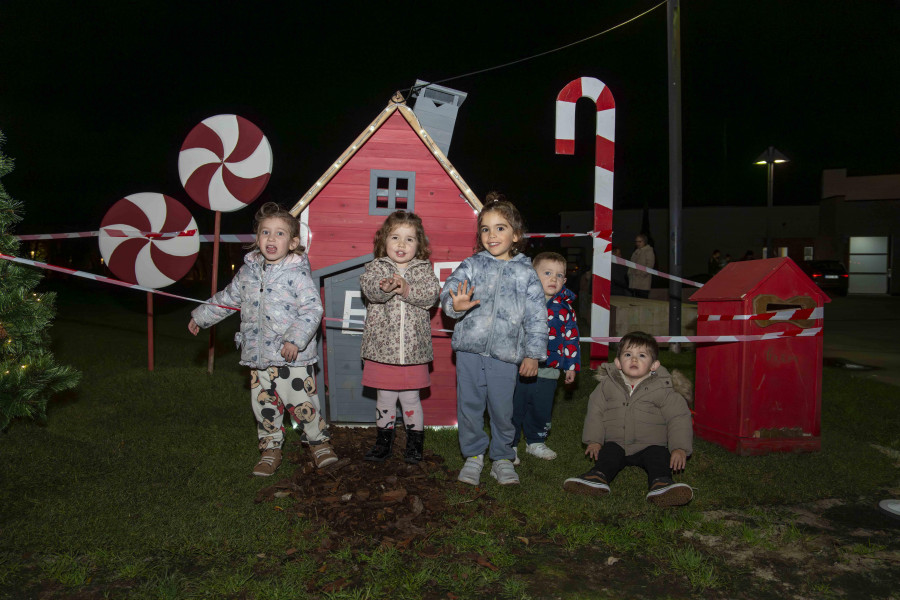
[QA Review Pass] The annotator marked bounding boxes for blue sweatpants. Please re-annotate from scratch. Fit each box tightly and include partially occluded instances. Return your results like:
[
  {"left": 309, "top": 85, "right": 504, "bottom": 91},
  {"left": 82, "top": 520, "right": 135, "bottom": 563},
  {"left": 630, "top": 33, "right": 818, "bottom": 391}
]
[{"left": 455, "top": 352, "right": 518, "bottom": 461}]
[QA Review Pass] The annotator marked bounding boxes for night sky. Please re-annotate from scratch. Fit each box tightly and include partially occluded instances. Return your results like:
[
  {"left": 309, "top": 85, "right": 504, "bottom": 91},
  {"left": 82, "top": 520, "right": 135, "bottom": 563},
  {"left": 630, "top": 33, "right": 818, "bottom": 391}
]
[{"left": 2, "top": 0, "right": 898, "bottom": 237}]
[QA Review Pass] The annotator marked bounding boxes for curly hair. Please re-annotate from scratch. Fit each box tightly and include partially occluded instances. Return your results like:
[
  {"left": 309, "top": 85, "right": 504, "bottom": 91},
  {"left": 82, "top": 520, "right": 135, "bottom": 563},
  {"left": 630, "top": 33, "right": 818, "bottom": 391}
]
[
  {"left": 618, "top": 331, "right": 659, "bottom": 363},
  {"left": 247, "top": 202, "right": 305, "bottom": 255},
  {"left": 475, "top": 191, "right": 528, "bottom": 256},
  {"left": 373, "top": 210, "right": 431, "bottom": 260}
]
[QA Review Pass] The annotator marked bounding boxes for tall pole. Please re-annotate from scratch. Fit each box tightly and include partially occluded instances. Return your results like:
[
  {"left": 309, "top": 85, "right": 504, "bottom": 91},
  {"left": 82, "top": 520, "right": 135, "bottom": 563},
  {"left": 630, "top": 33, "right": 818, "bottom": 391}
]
[
  {"left": 766, "top": 158, "right": 774, "bottom": 258},
  {"left": 667, "top": 0, "right": 683, "bottom": 352}
]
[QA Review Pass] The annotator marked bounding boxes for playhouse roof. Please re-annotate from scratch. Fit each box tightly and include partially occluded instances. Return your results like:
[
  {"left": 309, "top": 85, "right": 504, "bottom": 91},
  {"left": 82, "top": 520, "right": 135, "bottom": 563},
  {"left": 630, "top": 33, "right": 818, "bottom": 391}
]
[
  {"left": 289, "top": 93, "right": 483, "bottom": 217},
  {"left": 689, "top": 257, "right": 831, "bottom": 304}
]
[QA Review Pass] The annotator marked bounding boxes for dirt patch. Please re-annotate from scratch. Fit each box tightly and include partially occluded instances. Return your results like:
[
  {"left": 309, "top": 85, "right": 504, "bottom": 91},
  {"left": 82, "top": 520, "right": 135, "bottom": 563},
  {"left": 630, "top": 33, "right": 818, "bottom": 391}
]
[{"left": 255, "top": 426, "right": 460, "bottom": 548}]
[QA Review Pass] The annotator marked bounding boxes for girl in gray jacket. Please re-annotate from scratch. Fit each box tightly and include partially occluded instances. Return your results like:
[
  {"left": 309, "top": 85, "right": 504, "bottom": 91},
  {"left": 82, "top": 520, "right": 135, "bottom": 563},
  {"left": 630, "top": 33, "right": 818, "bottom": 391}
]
[
  {"left": 440, "top": 193, "right": 547, "bottom": 486},
  {"left": 189, "top": 203, "right": 336, "bottom": 477}
]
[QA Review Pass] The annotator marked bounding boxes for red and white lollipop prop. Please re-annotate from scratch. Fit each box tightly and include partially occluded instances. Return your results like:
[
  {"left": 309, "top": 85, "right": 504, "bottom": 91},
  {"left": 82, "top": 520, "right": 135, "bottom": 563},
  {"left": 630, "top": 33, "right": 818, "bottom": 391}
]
[
  {"left": 178, "top": 114, "right": 273, "bottom": 212},
  {"left": 99, "top": 193, "right": 200, "bottom": 289}
]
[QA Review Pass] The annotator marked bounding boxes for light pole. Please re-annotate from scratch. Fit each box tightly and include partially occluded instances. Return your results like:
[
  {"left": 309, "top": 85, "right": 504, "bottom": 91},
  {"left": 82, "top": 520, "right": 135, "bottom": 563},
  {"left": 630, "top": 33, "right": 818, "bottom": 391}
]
[{"left": 754, "top": 146, "right": 789, "bottom": 258}]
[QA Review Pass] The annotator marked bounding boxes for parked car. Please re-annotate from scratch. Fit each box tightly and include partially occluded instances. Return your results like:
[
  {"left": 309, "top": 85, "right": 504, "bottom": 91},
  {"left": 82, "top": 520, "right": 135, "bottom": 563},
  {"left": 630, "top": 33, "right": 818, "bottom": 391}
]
[{"left": 800, "top": 260, "right": 849, "bottom": 296}]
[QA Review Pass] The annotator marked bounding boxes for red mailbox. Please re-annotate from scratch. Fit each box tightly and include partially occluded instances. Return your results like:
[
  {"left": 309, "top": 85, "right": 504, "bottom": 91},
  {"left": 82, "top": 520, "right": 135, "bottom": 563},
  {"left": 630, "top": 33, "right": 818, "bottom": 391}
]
[{"left": 689, "top": 258, "right": 830, "bottom": 455}]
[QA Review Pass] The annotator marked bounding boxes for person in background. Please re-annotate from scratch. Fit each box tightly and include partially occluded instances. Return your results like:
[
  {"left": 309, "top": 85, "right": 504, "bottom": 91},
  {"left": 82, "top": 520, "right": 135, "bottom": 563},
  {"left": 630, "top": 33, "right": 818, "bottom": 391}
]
[
  {"left": 628, "top": 234, "right": 655, "bottom": 299},
  {"left": 708, "top": 249, "right": 723, "bottom": 276},
  {"left": 610, "top": 245, "right": 630, "bottom": 296}
]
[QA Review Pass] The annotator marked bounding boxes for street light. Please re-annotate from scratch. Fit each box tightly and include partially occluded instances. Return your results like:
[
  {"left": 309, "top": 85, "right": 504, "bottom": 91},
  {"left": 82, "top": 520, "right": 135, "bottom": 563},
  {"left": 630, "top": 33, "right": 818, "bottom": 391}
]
[{"left": 755, "top": 146, "right": 789, "bottom": 259}]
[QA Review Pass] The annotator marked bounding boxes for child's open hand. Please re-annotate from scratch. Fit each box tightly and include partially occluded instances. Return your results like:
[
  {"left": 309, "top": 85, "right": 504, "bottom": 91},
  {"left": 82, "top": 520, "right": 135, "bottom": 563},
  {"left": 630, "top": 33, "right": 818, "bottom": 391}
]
[
  {"left": 519, "top": 357, "right": 538, "bottom": 377},
  {"left": 449, "top": 280, "right": 480, "bottom": 312},
  {"left": 585, "top": 442, "right": 603, "bottom": 460},
  {"left": 670, "top": 448, "right": 687, "bottom": 472},
  {"left": 393, "top": 274, "right": 410, "bottom": 297},
  {"left": 188, "top": 318, "right": 200, "bottom": 336},
  {"left": 379, "top": 277, "right": 400, "bottom": 293},
  {"left": 281, "top": 341, "right": 299, "bottom": 362}
]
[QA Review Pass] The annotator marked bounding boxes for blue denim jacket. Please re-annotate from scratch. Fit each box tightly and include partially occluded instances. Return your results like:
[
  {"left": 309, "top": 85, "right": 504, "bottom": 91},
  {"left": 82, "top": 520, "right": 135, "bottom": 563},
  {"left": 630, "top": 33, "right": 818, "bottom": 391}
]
[{"left": 440, "top": 251, "right": 547, "bottom": 365}]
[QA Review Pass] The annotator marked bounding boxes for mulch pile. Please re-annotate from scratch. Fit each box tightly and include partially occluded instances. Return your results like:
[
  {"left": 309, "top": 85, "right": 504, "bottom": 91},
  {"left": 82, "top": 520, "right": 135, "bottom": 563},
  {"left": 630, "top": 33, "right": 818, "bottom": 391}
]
[{"left": 254, "top": 426, "right": 467, "bottom": 547}]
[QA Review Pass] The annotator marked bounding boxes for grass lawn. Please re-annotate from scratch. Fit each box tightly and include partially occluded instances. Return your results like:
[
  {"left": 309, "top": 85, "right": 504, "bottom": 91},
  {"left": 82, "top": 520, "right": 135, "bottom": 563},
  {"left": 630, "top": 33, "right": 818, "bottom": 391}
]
[{"left": 1, "top": 278, "right": 899, "bottom": 599}]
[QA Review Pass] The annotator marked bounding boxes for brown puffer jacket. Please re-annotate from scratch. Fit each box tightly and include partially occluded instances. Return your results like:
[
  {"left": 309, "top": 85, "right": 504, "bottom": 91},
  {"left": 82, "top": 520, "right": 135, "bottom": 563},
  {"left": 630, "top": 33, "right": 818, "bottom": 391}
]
[
  {"left": 359, "top": 257, "right": 440, "bottom": 365},
  {"left": 582, "top": 362, "right": 693, "bottom": 456}
]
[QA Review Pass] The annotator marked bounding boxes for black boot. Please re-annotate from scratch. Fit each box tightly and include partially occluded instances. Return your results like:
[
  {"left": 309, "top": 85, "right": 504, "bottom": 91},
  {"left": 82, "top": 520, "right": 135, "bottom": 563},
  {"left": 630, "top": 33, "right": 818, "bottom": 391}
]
[
  {"left": 364, "top": 427, "right": 395, "bottom": 462},
  {"left": 404, "top": 429, "right": 425, "bottom": 464}
]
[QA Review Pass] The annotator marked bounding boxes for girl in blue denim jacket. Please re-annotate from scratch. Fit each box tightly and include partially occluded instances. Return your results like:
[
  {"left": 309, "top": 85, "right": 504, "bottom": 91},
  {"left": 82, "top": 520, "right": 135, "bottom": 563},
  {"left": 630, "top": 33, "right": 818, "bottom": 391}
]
[{"left": 440, "top": 192, "right": 547, "bottom": 486}]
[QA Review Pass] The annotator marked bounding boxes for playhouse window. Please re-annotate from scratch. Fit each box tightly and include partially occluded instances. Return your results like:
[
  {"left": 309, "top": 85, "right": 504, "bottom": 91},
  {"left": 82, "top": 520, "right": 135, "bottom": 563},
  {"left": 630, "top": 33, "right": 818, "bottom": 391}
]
[{"left": 370, "top": 170, "right": 415, "bottom": 215}]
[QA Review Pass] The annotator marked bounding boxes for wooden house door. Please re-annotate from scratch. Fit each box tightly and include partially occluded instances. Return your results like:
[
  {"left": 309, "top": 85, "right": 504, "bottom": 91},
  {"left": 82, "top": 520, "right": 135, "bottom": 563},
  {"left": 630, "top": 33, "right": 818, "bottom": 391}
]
[{"left": 316, "top": 260, "right": 376, "bottom": 423}]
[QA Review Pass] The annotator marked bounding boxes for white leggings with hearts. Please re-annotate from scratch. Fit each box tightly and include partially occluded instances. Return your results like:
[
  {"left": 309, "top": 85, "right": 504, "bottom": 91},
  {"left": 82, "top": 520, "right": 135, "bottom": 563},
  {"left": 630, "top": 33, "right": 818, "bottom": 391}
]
[{"left": 375, "top": 389, "right": 424, "bottom": 431}]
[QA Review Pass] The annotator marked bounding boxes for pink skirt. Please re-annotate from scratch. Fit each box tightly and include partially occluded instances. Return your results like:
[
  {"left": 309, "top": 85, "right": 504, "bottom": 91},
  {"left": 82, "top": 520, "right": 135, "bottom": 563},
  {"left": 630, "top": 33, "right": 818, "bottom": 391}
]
[{"left": 362, "top": 360, "right": 430, "bottom": 390}]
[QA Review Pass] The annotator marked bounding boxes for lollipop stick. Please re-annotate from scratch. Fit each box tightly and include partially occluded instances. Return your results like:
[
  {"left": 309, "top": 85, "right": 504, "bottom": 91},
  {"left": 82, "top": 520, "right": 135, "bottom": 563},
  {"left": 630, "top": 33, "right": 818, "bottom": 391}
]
[
  {"left": 207, "top": 210, "right": 222, "bottom": 374},
  {"left": 147, "top": 292, "right": 154, "bottom": 371}
]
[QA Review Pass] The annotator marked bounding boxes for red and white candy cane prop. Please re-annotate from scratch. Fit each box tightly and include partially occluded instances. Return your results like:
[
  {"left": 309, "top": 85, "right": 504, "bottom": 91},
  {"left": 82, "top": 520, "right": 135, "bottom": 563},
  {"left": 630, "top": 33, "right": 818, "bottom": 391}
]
[{"left": 556, "top": 77, "right": 615, "bottom": 366}]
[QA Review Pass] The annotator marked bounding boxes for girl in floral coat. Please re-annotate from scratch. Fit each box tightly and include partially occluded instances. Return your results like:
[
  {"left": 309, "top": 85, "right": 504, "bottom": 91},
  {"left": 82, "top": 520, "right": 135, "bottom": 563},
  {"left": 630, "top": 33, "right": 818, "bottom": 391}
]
[{"left": 360, "top": 211, "right": 440, "bottom": 463}]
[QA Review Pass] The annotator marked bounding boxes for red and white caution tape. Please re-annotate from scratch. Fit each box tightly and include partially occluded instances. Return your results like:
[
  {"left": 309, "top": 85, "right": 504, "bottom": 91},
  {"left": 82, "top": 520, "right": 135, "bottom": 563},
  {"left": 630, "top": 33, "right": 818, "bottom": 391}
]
[
  {"left": 699, "top": 307, "right": 823, "bottom": 322},
  {"left": 13, "top": 229, "right": 256, "bottom": 242},
  {"left": 4, "top": 253, "right": 823, "bottom": 347},
  {"left": 611, "top": 255, "right": 706, "bottom": 288},
  {"left": 525, "top": 229, "right": 613, "bottom": 240},
  {"left": 581, "top": 328, "right": 822, "bottom": 344},
  {"left": 0, "top": 253, "right": 238, "bottom": 311}
]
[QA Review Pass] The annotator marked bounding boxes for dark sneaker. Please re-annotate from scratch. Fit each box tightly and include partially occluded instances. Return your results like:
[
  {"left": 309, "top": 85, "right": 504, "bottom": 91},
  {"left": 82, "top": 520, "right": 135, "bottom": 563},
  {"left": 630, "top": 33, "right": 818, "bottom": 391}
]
[
  {"left": 563, "top": 469, "right": 610, "bottom": 496},
  {"left": 253, "top": 448, "right": 282, "bottom": 477},
  {"left": 646, "top": 479, "right": 693, "bottom": 507},
  {"left": 309, "top": 442, "right": 339, "bottom": 468}
]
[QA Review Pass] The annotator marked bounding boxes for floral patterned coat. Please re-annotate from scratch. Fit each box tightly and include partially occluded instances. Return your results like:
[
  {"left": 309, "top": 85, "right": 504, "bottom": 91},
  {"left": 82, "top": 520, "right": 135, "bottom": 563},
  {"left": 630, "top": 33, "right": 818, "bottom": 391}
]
[{"left": 359, "top": 257, "right": 440, "bottom": 365}]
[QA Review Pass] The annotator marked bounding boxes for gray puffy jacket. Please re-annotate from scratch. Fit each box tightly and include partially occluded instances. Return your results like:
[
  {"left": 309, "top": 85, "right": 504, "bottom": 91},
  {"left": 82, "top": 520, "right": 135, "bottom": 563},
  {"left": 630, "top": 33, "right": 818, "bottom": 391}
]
[
  {"left": 439, "top": 251, "right": 547, "bottom": 365},
  {"left": 191, "top": 252, "right": 322, "bottom": 369}
]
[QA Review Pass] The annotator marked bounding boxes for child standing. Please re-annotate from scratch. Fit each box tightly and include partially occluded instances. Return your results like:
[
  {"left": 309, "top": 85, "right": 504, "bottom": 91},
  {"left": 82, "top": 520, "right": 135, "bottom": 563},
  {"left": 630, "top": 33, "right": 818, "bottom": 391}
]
[
  {"left": 512, "top": 252, "right": 580, "bottom": 462},
  {"left": 440, "top": 192, "right": 547, "bottom": 486},
  {"left": 360, "top": 211, "right": 440, "bottom": 463},
  {"left": 563, "top": 331, "right": 693, "bottom": 506},
  {"left": 188, "top": 202, "right": 338, "bottom": 476}
]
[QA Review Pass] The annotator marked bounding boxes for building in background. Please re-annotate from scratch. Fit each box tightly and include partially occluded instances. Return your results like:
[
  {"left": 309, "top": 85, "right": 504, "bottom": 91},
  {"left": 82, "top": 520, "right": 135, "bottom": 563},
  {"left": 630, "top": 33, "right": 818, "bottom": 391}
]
[{"left": 559, "top": 168, "right": 899, "bottom": 296}]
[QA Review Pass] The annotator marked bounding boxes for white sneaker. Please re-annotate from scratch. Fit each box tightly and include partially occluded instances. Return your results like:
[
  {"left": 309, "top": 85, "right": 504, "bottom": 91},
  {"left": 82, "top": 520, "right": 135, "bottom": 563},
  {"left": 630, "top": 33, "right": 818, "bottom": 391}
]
[
  {"left": 490, "top": 459, "right": 520, "bottom": 485},
  {"left": 512, "top": 447, "right": 521, "bottom": 466},
  {"left": 458, "top": 455, "right": 484, "bottom": 485},
  {"left": 526, "top": 442, "right": 557, "bottom": 460}
]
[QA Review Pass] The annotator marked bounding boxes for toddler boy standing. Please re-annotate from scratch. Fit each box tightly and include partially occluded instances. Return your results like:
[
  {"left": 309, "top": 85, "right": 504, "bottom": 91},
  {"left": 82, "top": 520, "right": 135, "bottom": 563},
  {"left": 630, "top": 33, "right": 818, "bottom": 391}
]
[
  {"left": 511, "top": 252, "right": 580, "bottom": 462},
  {"left": 563, "top": 331, "right": 693, "bottom": 506}
]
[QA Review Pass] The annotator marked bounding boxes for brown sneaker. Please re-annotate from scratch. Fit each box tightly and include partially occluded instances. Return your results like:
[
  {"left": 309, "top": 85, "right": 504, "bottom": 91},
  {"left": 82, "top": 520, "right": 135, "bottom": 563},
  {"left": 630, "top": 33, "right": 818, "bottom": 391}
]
[
  {"left": 309, "top": 442, "right": 339, "bottom": 468},
  {"left": 646, "top": 479, "right": 693, "bottom": 507},
  {"left": 253, "top": 448, "right": 282, "bottom": 477}
]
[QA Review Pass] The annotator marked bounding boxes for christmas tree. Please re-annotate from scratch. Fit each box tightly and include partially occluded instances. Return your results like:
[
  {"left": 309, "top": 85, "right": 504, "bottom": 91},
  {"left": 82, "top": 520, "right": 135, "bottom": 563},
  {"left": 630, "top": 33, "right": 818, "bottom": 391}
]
[{"left": 0, "top": 131, "right": 80, "bottom": 430}]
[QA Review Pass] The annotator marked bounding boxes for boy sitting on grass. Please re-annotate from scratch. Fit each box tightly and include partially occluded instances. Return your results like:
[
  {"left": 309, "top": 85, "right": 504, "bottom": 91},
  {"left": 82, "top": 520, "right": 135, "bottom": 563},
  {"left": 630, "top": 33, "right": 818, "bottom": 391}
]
[{"left": 563, "top": 331, "right": 694, "bottom": 507}]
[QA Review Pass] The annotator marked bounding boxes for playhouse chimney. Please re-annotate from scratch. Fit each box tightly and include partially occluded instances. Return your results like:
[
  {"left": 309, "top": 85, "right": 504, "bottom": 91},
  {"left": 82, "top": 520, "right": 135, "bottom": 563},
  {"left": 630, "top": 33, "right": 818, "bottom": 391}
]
[{"left": 411, "top": 80, "right": 467, "bottom": 157}]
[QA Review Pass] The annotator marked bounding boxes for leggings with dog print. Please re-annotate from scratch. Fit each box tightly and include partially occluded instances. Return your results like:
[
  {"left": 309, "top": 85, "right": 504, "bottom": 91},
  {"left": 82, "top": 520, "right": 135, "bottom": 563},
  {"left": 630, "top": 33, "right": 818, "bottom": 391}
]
[{"left": 252, "top": 365, "right": 330, "bottom": 451}]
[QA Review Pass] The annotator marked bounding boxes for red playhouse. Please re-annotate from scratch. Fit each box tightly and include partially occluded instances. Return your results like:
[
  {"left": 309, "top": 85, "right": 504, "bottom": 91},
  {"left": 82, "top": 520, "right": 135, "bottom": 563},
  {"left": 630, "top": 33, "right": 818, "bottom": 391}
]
[
  {"left": 289, "top": 87, "right": 481, "bottom": 427},
  {"left": 689, "top": 257, "right": 830, "bottom": 455}
]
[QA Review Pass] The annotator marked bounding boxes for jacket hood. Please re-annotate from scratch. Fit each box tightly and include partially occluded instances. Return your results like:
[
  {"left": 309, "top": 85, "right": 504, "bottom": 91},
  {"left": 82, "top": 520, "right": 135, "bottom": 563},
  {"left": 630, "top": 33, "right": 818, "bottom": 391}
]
[{"left": 594, "top": 361, "right": 691, "bottom": 401}]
